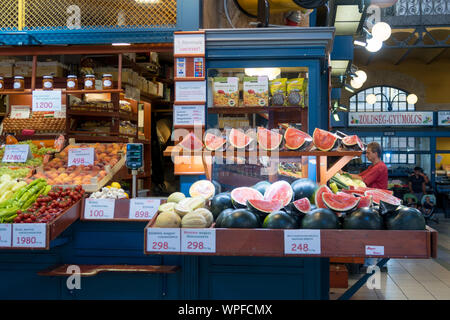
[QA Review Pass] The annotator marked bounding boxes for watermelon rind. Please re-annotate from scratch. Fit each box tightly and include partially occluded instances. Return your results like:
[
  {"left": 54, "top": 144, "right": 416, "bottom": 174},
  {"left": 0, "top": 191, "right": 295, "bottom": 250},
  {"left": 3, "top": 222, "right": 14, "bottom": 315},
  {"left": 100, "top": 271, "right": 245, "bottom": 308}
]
[
  {"left": 322, "top": 193, "right": 360, "bottom": 212},
  {"left": 257, "top": 127, "right": 283, "bottom": 151},
  {"left": 247, "top": 199, "right": 283, "bottom": 218},
  {"left": 292, "top": 197, "right": 311, "bottom": 214},
  {"left": 284, "top": 127, "right": 312, "bottom": 150},
  {"left": 230, "top": 187, "right": 264, "bottom": 208},
  {"left": 204, "top": 133, "right": 226, "bottom": 151},
  {"left": 312, "top": 185, "right": 332, "bottom": 208},
  {"left": 263, "top": 180, "right": 294, "bottom": 208},
  {"left": 228, "top": 128, "right": 253, "bottom": 149},
  {"left": 313, "top": 128, "right": 338, "bottom": 151},
  {"left": 342, "top": 135, "right": 359, "bottom": 146},
  {"left": 364, "top": 189, "right": 402, "bottom": 206},
  {"left": 357, "top": 195, "right": 373, "bottom": 208}
]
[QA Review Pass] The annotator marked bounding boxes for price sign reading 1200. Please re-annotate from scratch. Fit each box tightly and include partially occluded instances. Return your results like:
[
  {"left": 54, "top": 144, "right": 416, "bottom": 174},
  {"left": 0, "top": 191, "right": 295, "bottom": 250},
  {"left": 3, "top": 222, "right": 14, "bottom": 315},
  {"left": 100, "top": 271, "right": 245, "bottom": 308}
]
[{"left": 35, "top": 101, "right": 54, "bottom": 111}]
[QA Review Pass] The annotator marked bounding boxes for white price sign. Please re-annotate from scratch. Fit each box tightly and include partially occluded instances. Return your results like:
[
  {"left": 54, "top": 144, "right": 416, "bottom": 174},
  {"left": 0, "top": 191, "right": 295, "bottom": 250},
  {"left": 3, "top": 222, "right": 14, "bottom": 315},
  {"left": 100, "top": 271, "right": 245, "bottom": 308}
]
[
  {"left": 32, "top": 90, "right": 62, "bottom": 112},
  {"left": 129, "top": 198, "right": 160, "bottom": 220},
  {"left": 174, "top": 33, "right": 205, "bottom": 55},
  {"left": 175, "top": 81, "right": 206, "bottom": 102},
  {"left": 181, "top": 229, "right": 216, "bottom": 253},
  {"left": 0, "top": 224, "right": 12, "bottom": 247},
  {"left": 173, "top": 105, "right": 205, "bottom": 126},
  {"left": 68, "top": 147, "right": 95, "bottom": 166},
  {"left": 10, "top": 105, "right": 31, "bottom": 119},
  {"left": 147, "top": 228, "right": 181, "bottom": 253},
  {"left": 2, "top": 144, "right": 30, "bottom": 163},
  {"left": 365, "top": 245, "right": 385, "bottom": 256},
  {"left": 284, "top": 230, "right": 321, "bottom": 255},
  {"left": 12, "top": 223, "right": 47, "bottom": 248},
  {"left": 84, "top": 198, "right": 115, "bottom": 220}
]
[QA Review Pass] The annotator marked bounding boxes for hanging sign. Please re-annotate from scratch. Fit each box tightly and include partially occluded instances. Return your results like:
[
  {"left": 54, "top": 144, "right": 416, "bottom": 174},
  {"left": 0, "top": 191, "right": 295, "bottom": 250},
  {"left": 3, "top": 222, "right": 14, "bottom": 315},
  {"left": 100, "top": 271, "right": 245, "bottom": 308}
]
[
  {"left": 175, "top": 81, "right": 206, "bottom": 102},
  {"left": 68, "top": 147, "right": 95, "bottom": 166},
  {"left": 365, "top": 245, "right": 385, "bottom": 256},
  {"left": 349, "top": 112, "right": 434, "bottom": 126},
  {"left": 438, "top": 111, "right": 450, "bottom": 126},
  {"left": 84, "top": 199, "right": 115, "bottom": 220},
  {"left": 12, "top": 223, "right": 46, "bottom": 248},
  {"left": 284, "top": 230, "right": 321, "bottom": 255},
  {"left": 0, "top": 224, "right": 12, "bottom": 248},
  {"left": 129, "top": 198, "right": 160, "bottom": 220},
  {"left": 147, "top": 228, "right": 181, "bottom": 253},
  {"left": 174, "top": 33, "right": 205, "bottom": 56},
  {"left": 10, "top": 105, "right": 31, "bottom": 119},
  {"left": 32, "top": 90, "right": 62, "bottom": 112},
  {"left": 174, "top": 105, "right": 205, "bottom": 126},
  {"left": 2, "top": 144, "right": 30, "bottom": 163},
  {"left": 181, "top": 229, "right": 216, "bottom": 253}
]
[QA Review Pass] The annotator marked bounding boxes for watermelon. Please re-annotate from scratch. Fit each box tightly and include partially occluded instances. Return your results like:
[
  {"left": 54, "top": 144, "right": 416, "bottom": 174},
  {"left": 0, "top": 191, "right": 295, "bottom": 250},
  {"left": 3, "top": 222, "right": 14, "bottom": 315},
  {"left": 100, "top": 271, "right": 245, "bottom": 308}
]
[
  {"left": 284, "top": 127, "right": 312, "bottom": 150},
  {"left": 263, "top": 180, "right": 294, "bottom": 207},
  {"left": 312, "top": 185, "right": 332, "bottom": 208},
  {"left": 220, "top": 209, "right": 261, "bottom": 228},
  {"left": 212, "top": 180, "right": 222, "bottom": 195},
  {"left": 357, "top": 195, "right": 373, "bottom": 208},
  {"left": 252, "top": 181, "right": 271, "bottom": 195},
  {"left": 230, "top": 187, "right": 264, "bottom": 208},
  {"left": 189, "top": 180, "right": 216, "bottom": 199},
  {"left": 301, "top": 208, "right": 339, "bottom": 229},
  {"left": 364, "top": 189, "right": 402, "bottom": 206},
  {"left": 204, "top": 132, "right": 226, "bottom": 151},
  {"left": 257, "top": 127, "right": 283, "bottom": 151},
  {"left": 292, "top": 197, "right": 311, "bottom": 214},
  {"left": 228, "top": 128, "right": 253, "bottom": 149},
  {"left": 313, "top": 128, "right": 338, "bottom": 151},
  {"left": 386, "top": 206, "right": 425, "bottom": 230},
  {"left": 322, "top": 193, "right": 360, "bottom": 212},
  {"left": 263, "top": 211, "right": 298, "bottom": 229},
  {"left": 343, "top": 207, "right": 383, "bottom": 230},
  {"left": 215, "top": 208, "right": 234, "bottom": 228},
  {"left": 179, "top": 132, "right": 203, "bottom": 151},
  {"left": 210, "top": 192, "right": 233, "bottom": 219},
  {"left": 351, "top": 187, "right": 394, "bottom": 195},
  {"left": 247, "top": 199, "right": 284, "bottom": 219},
  {"left": 291, "top": 178, "right": 318, "bottom": 201}
]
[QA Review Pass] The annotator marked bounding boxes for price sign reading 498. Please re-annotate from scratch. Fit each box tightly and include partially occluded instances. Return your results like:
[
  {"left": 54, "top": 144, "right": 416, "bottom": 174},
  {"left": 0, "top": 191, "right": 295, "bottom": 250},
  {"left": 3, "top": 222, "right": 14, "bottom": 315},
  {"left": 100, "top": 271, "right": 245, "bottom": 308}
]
[{"left": 284, "top": 230, "right": 321, "bottom": 255}]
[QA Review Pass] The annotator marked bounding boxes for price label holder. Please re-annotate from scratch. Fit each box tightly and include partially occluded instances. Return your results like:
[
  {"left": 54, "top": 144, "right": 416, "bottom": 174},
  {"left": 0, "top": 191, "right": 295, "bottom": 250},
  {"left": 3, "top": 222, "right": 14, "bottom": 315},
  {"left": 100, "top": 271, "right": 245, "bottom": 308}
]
[
  {"left": 365, "top": 245, "right": 384, "bottom": 256},
  {"left": 0, "top": 224, "right": 12, "bottom": 248},
  {"left": 32, "top": 90, "right": 62, "bottom": 112},
  {"left": 68, "top": 147, "right": 95, "bottom": 166},
  {"left": 129, "top": 198, "right": 160, "bottom": 220},
  {"left": 84, "top": 199, "right": 115, "bottom": 220},
  {"left": 181, "top": 229, "right": 216, "bottom": 253},
  {"left": 2, "top": 144, "right": 30, "bottom": 163},
  {"left": 12, "top": 223, "right": 47, "bottom": 248},
  {"left": 147, "top": 228, "right": 181, "bottom": 253},
  {"left": 284, "top": 230, "right": 321, "bottom": 255},
  {"left": 10, "top": 105, "right": 31, "bottom": 119}
]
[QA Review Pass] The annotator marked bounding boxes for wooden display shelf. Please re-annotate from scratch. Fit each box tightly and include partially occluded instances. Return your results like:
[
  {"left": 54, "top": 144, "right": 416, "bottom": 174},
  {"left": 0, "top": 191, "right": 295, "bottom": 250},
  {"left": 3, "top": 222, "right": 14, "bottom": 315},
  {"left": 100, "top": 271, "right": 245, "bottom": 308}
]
[
  {"left": 208, "top": 106, "right": 306, "bottom": 114},
  {"left": 0, "top": 89, "right": 124, "bottom": 95},
  {"left": 38, "top": 264, "right": 180, "bottom": 277},
  {"left": 66, "top": 135, "right": 127, "bottom": 143}
]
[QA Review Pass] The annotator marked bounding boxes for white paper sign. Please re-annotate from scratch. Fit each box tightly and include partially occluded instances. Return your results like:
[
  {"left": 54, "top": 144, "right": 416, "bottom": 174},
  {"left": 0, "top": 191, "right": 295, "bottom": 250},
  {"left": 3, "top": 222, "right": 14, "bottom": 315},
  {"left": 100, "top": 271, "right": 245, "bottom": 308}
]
[
  {"left": 349, "top": 112, "right": 434, "bottom": 126},
  {"left": 68, "top": 147, "right": 95, "bottom": 166},
  {"left": 175, "top": 81, "right": 206, "bottom": 102},
  {"left": 32, "top": 90, "right": 62, "bottom": 112},
  {"left": 174, "top": 105, "right": 205, "bottom": 126},
  {"left": 84, "top": 199, "right": 115, "bottom": 220},
  {"left": 284, "top": 230, "right": 321, "bottom": 255},
  {"left": 129, "top": 198, "right": 160, "bottom": 220},
  {"left": 12, "top": 223, "right": 46, "bottom": 248},
  {"left": 0, "top": 224, "right": 12, "bottom": 247},
  {"left": 174, "top": 33, "right": 205, "bottom": 55},
  {"left": 365, "top": 245, "right": 385, "bottom": 256},
  {"left": 10, "top": 105, "right": 31, "bottom": 119},
  {"left": 2, "top": 144, "right": 30, "bottom": 163},
  {"left": 147, "top": 228, "right": 181, "bottom": 253},
  {"left": 438, "top": 111, "right": 450, "bottom": 126},
  {"left": 181, "top": 229, "right": 216, "bottom": 253}
]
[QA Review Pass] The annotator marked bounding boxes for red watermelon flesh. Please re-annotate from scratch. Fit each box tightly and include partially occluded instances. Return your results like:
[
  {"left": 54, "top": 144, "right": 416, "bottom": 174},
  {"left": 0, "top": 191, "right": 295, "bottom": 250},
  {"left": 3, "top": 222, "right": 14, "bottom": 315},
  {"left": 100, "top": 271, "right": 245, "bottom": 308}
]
[
  {"left": 179, "top": 132, "right": 204, "bottom": 151},
  {"left": 364, "top": 190, "right": 402, "bottom": 206},
  {"left": 247, "top": 199, "right": 284, "bottom": 214},
  {"left": 284, "top": 127, "right": 312, "bottom": 150},
  {"left": 229, "top": 128, "right": 253, "bottom": 149},
  {"left": 264, "top": 180, "right": 294, "bottom": 207},
  {"left": 314, "top": 185, "right": 333, "bottom": 209},
  {"left": 204, "top": 133, "right": 226, "bottom": 151},
  {"left": 231, "top": 187, "right": 264, "bottom": 208},
  {"left": 342, "top": 135, "right": 359, "bottom": 146},
  {"left": 357, "top": 195, "right": 373, "bottom": 208},
  {"left": 351, "top": 187, "right": 393, "bottom": 195},
  {"left": 341, "top": 189, "right": 365, "bottom": 197},
  {"left": 313, "top": 128, "right": 338, "bottom": 151},
  {"left": 257, "top": 127, "right": 283, "bottom": 151},
  {"left": 293, "top": 197, "right": 311, "bottom": 214},
  {"left": 322, "top": 193, "right": 360, "bottom": 212}
]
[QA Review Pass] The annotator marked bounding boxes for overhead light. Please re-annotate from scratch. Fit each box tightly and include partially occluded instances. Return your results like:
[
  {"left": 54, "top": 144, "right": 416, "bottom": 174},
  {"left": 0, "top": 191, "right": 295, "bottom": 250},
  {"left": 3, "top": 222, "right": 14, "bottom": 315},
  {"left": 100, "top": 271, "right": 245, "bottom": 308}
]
[
  {"left": 350, "top": 78, "right": 363, "bottom": 89},
  {"left": 112, "top": 43, "right": 131, "bottom": 46},
  {"left": 354, "top": 40, "right": 367, "bottom": 47},
  {"left": 344, "top": 84, "right": 355, "bottom": 93},
  {"left": 366, "top": 93, "right": 377, "bottom": 104},
  {"left": 366, "top": 38, "right": 383, "bottom": 52},
  {"left": 355, "top": 70, "right": 367, "bottom": 83},
  {"left": 333, "top": 113, "right": 340, "bottom": 122},
  {"left": 338, "top": 106, "right": 348, "bottom": 112},
  {"left": 244, "top": 68, "right": 281, "bottom": 81},
  {"left": 372, "top": 22, "right": 392, "bottom": 42},
  {"left": 407, "top": 93, "right": 418, "bottom": 104}
]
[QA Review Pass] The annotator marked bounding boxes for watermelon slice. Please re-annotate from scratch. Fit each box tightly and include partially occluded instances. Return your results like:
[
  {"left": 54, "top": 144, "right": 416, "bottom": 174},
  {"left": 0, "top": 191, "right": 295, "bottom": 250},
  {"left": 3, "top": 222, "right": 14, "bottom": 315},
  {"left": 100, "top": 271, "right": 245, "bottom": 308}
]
[
  {"left": 284, "top": 127, "right": 312, "bottom": 150},
  {"left": 322, "top": 193, "right": 361, "bottom": 212},
  {"left": 292, "top": 197, "right": 311, "bottom": 214},
  {"left": 204, "top": 133, "right": 226, "bottom": 151},
  {"left": 230, "top": 187, "right": 264, "bottom": 208},
  {"left": 257, "top": 127, "right": 283, "bottom": 151},
  {"left": 357, "top": 195, "right": 373, "bottom": 208},
  {"left": 228, "top": 128, "right": 253, "bottom": 149},
  {"left": 179, "top": 132, "right": 204, "bottom": 151},
  {"left": 312, "top": 185, "right": 333, "bottom": 209},
  {"left": 313, "top": 128, "right": 338, "bottom": 151},
  {"left": 337, "top": 192, "right": 358, "bottom": 199},
  {"left": 264, "top": 180, "right": 294, "bottom": 207},
  {"left": 342, "top": 135, "right": 364, "bottom": 151},
  {"left": 364, "top": 189, "right": 402, "bottom": 206},
  {"left": 352, "top": 187, "right": 394, "bottom": 195},
  {"left": 247, "top": 199, "right": 284, "bottom": 215}
]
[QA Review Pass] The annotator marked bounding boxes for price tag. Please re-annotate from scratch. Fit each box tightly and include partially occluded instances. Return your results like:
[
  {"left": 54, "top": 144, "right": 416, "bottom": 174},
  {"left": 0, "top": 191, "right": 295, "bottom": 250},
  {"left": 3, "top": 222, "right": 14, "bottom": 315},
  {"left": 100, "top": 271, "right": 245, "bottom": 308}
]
[
  {"left": 365, "top": 245, "right": 384, "bottom": 256},
  {"left": 174, "top": 105, "right": 205, "bottom": 126},
  {"left": 84, "top": 199, "right": 115, "bottom": 220},
  {"left": 129, "top": 198, "right": 160, "bottom": 220},
  {"left": 68, "top": 147, "right": 95, "bottom": 166},
  {"left": 32, "top": 90, "right": 62, "bottom": 112},
  {"left": 0, "top": 224, "right": 12, "bottom": 247},
  {"left": 12, "top": 223, "right": 47, "bottom": 248},
  {"left": 10, "top": 105, "right": 31, "bottom": 119},
  {"left": 284, "top": 230, "right": 321, "bottom": 255},
  {"left": 2, "top": 144, "right": 30, "bottom": 163},
  {"left": 147, "top": 228, "right": 181, "bottom": 253},
  {"left": 181, "top": 229, "right": 216, "bottom": 253}
]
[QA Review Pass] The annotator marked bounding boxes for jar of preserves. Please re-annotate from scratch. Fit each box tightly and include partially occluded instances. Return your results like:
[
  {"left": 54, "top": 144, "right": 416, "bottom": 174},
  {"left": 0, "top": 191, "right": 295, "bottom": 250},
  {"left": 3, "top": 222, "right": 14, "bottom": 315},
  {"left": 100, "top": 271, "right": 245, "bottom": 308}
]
[
  {"left": 67, "top": 75, "right": 78, "bottom": 90},
  {"left": 102, "top": 74, "right": 113, "bottom": 89},
  {"left": 84, "top": 75, "right": 95, "bottom": 90},
  {"left": 42, "top": 76, "right": 54, "bottom": 90},
  {"left": 0, "top": 77, "right": 4, "bottom": 91},
  {"left": 13, "top": 76, "right": 25, "bottom": 90}
]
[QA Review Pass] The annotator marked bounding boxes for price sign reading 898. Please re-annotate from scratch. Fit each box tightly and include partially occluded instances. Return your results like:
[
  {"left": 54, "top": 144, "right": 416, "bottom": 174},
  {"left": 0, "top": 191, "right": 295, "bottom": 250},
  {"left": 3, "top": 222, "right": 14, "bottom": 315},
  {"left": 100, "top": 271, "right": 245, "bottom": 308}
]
[{"left": 129, "top": 198, "right": 160, "bottom": 220}]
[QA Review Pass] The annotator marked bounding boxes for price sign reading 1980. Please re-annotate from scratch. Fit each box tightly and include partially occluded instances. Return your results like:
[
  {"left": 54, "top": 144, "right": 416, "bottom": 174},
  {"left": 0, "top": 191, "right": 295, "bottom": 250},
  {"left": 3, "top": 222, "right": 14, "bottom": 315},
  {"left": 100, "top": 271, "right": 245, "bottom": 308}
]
[
  {"left": 2, "top": 144, "right": 30, "bottom": 163},
  {"left": 284, "top": 230, "right": 321, "bottom": 255},
  {"left": 68, "top": 148, "right": 95, "bottom": 167},
  {"left": 84, "top": 199, "right": 115, "bottom": 220},
  {"left": 12, "top": 223, "right": 46, "bottom": 248},
  {"left": 32, "top": 90, "right": 62, "bottom": 112},
  {"left": 129, "top": 198, "right": 160, "bottom": 220},
  {"left": 181, "top": 229, "right": 216, "bottom": 253}
]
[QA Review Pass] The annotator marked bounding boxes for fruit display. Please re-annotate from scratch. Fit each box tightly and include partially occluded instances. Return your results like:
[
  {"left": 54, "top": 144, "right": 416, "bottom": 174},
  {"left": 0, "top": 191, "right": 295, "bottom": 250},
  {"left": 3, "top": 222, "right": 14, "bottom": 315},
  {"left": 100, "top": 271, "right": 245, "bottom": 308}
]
[
  {"left": 331, "top": 173, "right": 366, "bottom": 189},
  {"left": 2, "top": 112, "right": 66, "bottom": 134},
  {"left": 278, "top": 162, "right": 303, "bottom": 178},
  {"left": 0, "top": 167, "right": 33, "bottom": 180},
  {"left": 89, "top": 182, "right": 128, "bottom": 199},
  {"left": 313, "top": 128, "right": 338, "bottom": 152}
]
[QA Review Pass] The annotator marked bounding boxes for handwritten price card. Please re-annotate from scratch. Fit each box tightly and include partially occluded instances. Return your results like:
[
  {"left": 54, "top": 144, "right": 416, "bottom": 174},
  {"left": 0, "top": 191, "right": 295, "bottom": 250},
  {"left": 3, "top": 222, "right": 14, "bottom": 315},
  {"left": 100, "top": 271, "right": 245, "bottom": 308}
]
[
  {"left": 147, "top": 228, "right": 181, "bottom": 253},
  {"left": 68, "top": 147, "right": 95, "bottom": 166},
  {"left": 84, "top": 199, "right": 115, "bottom": 220},
  {"left": 181, "top": 229, "right": 216, "bottom": 253},
  {"left": 32, "top": 90, "right": 62, "bottom": 112},
  {"left": 12, "top": 223, "right": 46, "bottom": 248},
  {"left": 284, "top": 230, "right": 321, "bottom": 255},
  {"left": 129, "top": 198, "right": 160, "bottom": 220},
  {"left": 0, "top": 224, "right": 12, "bottom": 248},
  {"left": 2, "top": 144, "right": 30, "bottom": 163}
]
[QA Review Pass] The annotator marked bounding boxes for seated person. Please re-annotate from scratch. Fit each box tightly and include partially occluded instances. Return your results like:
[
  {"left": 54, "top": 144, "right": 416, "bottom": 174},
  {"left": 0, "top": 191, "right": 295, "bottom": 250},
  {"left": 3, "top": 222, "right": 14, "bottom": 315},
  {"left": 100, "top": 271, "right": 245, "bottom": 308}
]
[{"left": 421, "top": 195, "right": 436, "bottom": 216}]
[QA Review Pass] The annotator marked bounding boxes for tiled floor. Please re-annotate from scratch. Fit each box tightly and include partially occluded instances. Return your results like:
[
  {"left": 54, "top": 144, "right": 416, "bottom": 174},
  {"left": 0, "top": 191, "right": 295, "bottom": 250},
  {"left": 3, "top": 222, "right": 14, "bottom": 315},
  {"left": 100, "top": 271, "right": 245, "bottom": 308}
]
[{"left": 330, "top": 213, "right": 450, "bottom": 300}]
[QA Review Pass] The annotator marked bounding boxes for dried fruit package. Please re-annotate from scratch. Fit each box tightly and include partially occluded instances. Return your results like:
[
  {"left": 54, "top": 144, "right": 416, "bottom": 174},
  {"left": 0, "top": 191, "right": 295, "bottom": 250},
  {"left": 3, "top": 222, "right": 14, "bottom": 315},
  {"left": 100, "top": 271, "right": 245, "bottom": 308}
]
[
  {"left": 270, "top": 78, "right": 287, "bottom": 106},
  {"left": 243, "top": 76, "right": 269, "bottom": 107},
  {"left": 213, "top": 77, "right": 239, "bottom": 107},
  {"left": 287, "top": 78, "right": 306, "bottom": 107}
]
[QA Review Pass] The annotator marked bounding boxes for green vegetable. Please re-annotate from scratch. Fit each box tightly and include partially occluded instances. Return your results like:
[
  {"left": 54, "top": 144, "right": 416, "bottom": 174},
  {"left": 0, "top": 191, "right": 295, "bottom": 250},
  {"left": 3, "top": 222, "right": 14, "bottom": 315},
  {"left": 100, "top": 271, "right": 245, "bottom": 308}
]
[
  {"left": 0, "top": 206, "right": 19, "bottom": 218},
  {"left": 43, "top": 185, "right": 52, "bottom": 196}
]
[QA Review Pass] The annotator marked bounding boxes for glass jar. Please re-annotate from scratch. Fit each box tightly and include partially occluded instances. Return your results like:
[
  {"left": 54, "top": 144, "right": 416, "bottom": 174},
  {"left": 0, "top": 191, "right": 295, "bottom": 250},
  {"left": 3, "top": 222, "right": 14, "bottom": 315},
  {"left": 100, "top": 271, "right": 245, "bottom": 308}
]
[
  {"left": 84, "top": 75, "right": 96, "bottom": 90},
  {"left": 67, "top": 75, "right": 78, "bottom": 90},
  {"left": 42, "top": 76, "right": 54, "bottom": 90},
  {"left": 13, "top": 76, "right": 25, "bottom": 91},
  {"left": 102, "top": 74, "right": 113, "bottom": 90},
  {"left": 0, "top": 77, "right": 4, "bottom": 91}
]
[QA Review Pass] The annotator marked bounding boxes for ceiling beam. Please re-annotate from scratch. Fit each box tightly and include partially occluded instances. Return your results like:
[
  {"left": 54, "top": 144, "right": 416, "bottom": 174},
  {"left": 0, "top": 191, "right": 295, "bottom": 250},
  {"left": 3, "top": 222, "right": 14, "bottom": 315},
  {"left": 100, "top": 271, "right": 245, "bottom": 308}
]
[
  {"left": 365, "top": 53, "right": 375, "bottom": 66},
  {"left": 426, "top": 48, "right": 447, "bottom": 64}
]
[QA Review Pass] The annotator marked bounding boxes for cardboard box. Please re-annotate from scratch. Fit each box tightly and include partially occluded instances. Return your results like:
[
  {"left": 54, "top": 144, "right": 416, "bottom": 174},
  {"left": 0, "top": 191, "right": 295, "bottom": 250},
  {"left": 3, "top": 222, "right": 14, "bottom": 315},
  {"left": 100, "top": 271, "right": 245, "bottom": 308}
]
[
  {"left": 243, "top": 76, "right": 269, "bottom": 107},
  {"left": 0, "top": 62, "right": 14, "bottom": 77},
  {"left": 213, "top": 77, "right": 239, "bottom": 107},
  {"left": 37, "top": 61, "right": 67, "bottom": 77},
  {"left": 14, "top": 61, "right": 33, "bottom": 77},
  {"left": 157, "top": 82, "right": 164, "bottom": 97}
]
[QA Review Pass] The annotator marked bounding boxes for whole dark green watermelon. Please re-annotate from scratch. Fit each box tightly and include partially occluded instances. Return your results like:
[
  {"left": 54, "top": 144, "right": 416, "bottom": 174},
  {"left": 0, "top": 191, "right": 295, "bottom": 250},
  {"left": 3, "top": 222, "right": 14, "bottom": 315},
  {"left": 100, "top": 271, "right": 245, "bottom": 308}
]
[
  {"left": 263, "top": 211, "right": 298, "bottom": 229},
  {"left": 215, "top": 208, "right": 234, "bottom": 228},
  {"left": 252, "top": 181, "right": 272, "bottom": 195},
  {"left": 212, "top": 180, "right": 222, "bottom": 195},
  {"left": 301, "top": 208, "right": 339, "bottom": 229},
  {"left": 386, "top": 206, "right": 426, "bottom": 230},
  {"left": 221, "top": 209, "right": 261, "bottom": 228},
  {"left": 210, "top": 192, "right": 233, "bottom": 219},
  {"left": 343, "top": 207, "right": 383, "bottom": 230},
  {"left": 291, "top": 178, "right": 318, "bottom": 201}
]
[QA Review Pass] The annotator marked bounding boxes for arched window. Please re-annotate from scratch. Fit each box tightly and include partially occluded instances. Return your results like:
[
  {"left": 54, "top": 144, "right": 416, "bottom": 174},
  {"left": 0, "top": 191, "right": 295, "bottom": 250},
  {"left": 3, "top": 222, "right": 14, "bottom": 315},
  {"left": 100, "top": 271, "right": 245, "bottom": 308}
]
[{"left": 349, "top": 86, "right": 415, "bottom": 112}]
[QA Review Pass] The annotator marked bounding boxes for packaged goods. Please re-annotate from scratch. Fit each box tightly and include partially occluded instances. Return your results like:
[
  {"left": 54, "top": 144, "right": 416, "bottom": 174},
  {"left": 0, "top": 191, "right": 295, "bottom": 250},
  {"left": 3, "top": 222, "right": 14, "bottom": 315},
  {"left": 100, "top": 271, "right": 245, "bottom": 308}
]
[
  {"left": 270, "top": 78, "right": 287, "bottom": 106},
  {"left": 213, "top": 77, "right": 239, "bottom": 107},
  {"left": 287, "top": 78, "right": 306, "bottom": 106},
  {"left": 243, "top": 76, "right": 269, "bottom": 107}
]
